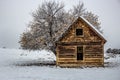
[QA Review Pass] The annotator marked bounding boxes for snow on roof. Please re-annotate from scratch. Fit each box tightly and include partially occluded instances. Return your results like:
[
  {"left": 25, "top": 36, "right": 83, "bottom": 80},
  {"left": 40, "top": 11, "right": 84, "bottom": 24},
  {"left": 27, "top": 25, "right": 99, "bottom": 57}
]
[{"left": 80, "top": 16, "right": 106, "bottom": 41}]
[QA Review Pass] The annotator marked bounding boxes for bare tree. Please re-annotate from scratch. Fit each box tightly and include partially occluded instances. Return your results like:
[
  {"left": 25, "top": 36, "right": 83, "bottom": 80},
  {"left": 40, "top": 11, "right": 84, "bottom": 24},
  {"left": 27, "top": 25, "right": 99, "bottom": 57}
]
[
  {"left": 72, "top": 1, "right": 86, "bottom": 17},
  {"left": 71, "top": 1, "right": 102, "bottom": 33},
  {"left": 20, "top": 0, "right": 103, "bottom": 55},
  {"left": 20, "top": 1, "right": 71, "bottom": 54},
  {"left": 83, "top": 11, "right": 102, "bottom": 33}
]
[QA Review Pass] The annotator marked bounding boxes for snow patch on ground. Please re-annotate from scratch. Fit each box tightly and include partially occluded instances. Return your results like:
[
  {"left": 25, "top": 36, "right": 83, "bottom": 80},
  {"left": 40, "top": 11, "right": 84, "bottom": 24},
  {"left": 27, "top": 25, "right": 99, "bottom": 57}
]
[
  {"left": 0, "top": 48, "right": 56, "bottom": 66},
  {"left": 0, "top": 48, "right": 120, "bottom": 80}
]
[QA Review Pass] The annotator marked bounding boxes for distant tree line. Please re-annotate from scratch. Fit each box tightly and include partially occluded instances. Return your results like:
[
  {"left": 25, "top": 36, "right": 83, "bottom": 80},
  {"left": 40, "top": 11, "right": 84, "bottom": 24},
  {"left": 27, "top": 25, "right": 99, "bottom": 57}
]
[{"left": 106, "top": 48, "right": 120, "bottom": 54}]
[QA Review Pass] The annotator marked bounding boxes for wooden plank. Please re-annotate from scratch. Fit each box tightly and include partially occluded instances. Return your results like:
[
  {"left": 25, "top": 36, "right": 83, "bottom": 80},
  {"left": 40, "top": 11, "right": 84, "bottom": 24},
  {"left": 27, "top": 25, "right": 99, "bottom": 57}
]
[
  {"left": 58, "top": 62, "right": 77, "bottom": 64},
  {"left": 57, "top": 42, "right": 102, "bottom": 46},
  {"left": 85, "top": 62, "right": 103, "bottom": 65},
  {"left": 58, "top": 58, "right": 76, "bottom": 62},
  {"left": 59, "top": 50, "right": 75, "bottom": 54},
  {"left": 84, "top": 58, "right": 102, "bottom": 62},
  {"left": 58, "top": 55, "right": 75, "bottom": 58},
  {"left": 58, "top": 64, "right": 78, "bottom": 67},
  {"left": 59, "top": 53, "right": 76, "bottom": 56},
  {"left": 85, "top": 52, "right": 102, "bottom": 54},
  {"left": 85, "top": 54, "right": 103, "bottom": 58},
  {"left": 58, "top": 61, "right": 83, "bottom": 64},
  {"left": 85, "top": 56, "right": 102, "bottom": 58},
  {"left": 85, "top": 53, "right": 103, "bottom": 55}
]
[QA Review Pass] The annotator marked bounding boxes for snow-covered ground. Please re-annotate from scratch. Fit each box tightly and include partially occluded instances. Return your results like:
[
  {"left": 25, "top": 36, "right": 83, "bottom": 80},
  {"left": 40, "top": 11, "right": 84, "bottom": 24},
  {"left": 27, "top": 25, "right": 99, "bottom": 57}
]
[{"left": 0, "top": 48, "right": 120, "bottom": 80}]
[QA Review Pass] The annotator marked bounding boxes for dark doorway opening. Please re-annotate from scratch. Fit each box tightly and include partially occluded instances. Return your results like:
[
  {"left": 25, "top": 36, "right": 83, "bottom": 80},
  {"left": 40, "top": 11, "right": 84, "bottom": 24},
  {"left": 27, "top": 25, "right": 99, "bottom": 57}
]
[{"left": 77, "top": 46, "right": 83, "bottom": 60}]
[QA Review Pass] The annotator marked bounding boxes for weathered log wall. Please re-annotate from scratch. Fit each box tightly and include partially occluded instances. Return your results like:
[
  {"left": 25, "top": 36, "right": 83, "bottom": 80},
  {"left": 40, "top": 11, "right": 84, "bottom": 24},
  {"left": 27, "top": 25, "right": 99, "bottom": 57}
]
[
  {"left": 56, "top": 44, "right": 104, "bottom": 67},
  {"left": 56, "top": 18, "right": 105, "bottom": 67}
]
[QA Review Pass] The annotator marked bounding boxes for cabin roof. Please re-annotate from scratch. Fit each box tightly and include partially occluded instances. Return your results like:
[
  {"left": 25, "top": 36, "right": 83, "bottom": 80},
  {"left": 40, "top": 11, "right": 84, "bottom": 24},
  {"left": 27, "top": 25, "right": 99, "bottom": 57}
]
[
  {"left": 57, "top": 16, "right": 107, "bottom": 43},
  {"left": 80, "top": 16, "right": 106, "bottom": 42}
]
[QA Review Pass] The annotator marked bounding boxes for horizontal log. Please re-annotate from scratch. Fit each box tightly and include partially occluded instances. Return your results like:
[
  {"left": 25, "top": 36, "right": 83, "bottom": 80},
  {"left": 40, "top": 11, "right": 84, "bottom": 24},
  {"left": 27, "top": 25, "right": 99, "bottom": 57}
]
[
  {"left": 58, "top": 61, "right": 83, "bottom": 64},
  {"left": 58, "top": 64, "right": 79, "bottom": 67},
  {"left": 58, "top": 45, "right": 73, "bottom": 47},
  {"left": 59, "top": 55, "right": 75, "bottom": 58},
  {"left": 57, "top": 62, "right": 103, "bottom": 67},
  {"left": 58, "top": 57, "right": 75, "bottom": 59},
  {"left": 85, "top": 52, "right": 102, "bottom": 54},
  {"left": 85, "top": 53, "right": 103, "bottom": 56},
  {"left": 84, "top": 62, "right": 103, "bottom": 65},
  {"left": 85, "top": 56, "right": 102, "bottom": 58},
  {"left": 59, "top": 50, "right": 75, "bottom": 54},
  {"left": 85, "top": 54, "right": 103, "bottom": 56},
  {"left": 59, "top": 53, "right": 76, "bottom": 55},
  {"left": 57, "top": 42, "right": 102, "bottom": 46},
  {"left": 84, "top": 58, "right": 102, "bottom": 62},
  {"left": 85, "top": 56, "right": 103, "bottom": 58},
  {"left": 85, "top": 60, "right": 102, "bottom": 62},
  {"left": 85, "top": 49, "right": 102, "bottom": 52},
  {"left": 58, "top": 58, "right": 76, "bottom": 62}
]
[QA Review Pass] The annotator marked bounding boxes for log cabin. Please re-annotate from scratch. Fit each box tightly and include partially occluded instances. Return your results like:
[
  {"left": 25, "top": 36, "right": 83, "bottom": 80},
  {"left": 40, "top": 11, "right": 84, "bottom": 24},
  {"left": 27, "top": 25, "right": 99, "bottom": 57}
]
[{"left": 56, "top": 17, "right": 107, "bottom": 67}]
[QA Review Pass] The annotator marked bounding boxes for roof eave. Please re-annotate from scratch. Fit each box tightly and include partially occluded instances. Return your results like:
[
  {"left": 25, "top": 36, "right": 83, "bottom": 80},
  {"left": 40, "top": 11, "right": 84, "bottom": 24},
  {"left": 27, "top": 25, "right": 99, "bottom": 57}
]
[{"left": 79, "top": 16, "right": 107, "bottom": 43}]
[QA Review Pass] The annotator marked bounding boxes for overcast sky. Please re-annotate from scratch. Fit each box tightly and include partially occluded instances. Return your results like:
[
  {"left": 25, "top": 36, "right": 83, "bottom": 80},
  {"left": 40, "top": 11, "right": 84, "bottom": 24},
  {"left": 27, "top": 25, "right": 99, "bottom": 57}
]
[{"left": 0, "top": 0, "right": 120, "bottom": 49}]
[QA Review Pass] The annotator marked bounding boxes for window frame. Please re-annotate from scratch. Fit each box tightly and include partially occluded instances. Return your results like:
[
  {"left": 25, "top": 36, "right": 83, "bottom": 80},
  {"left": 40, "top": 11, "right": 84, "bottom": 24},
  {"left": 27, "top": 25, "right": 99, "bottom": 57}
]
[{"left": 75, "top": 28, "right": 84, "bottom": 37}]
